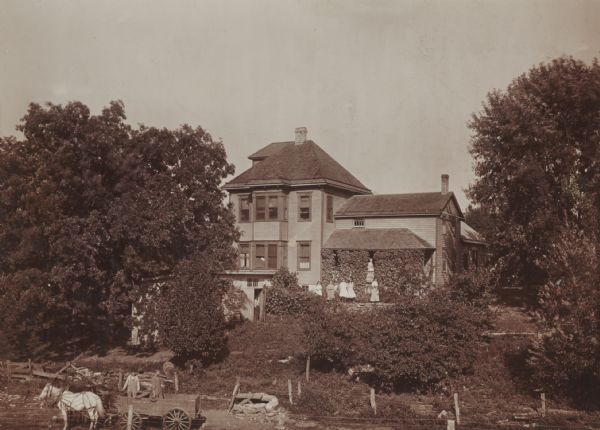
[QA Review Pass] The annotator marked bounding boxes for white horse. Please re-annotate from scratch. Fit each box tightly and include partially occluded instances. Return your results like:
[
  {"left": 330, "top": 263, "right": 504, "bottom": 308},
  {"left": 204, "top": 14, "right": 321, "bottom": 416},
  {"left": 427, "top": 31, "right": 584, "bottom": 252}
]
[{"left": 39, "top": 383, "right": 105, "bottom": 430}]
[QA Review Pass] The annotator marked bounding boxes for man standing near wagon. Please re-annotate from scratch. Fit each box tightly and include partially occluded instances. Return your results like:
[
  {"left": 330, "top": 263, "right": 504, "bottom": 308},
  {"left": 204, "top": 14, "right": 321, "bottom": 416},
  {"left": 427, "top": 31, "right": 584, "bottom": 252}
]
[
  {"left": 122, "top": 370, "right": 141, "bottom": 399},
  {"left": 151, "top": 370, "right": 164, "bottom": 401}
]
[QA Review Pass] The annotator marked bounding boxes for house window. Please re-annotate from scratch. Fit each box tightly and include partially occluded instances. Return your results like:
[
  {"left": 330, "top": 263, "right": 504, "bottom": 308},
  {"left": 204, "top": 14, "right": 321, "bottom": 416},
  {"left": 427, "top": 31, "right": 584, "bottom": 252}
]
[
  {"left": 326, "top": 195, "right": 334, "bottom": 223},
  {"left": 442, "top": 223, "right": 447, "bottom": 235},
  {"left": 298, "top": 193, "right": 311, "bottom": 221},
  {"left": 255, "top": 196, "right": 266, "bottom": 221},
  {"left": 298, "top": 241, "right": 311, "bottom": 270},
  {"left": 255, "top": 244, "right": 266, "bottom": 269},
  {"left": 267, "top": 244, "right": 278, "bottom": 269},
  {"left": 252, "top": 242, "right": 282, "bottom": 270},
  {"left": 268, "top": 196, "right": 279, "bottom": 221},
  {"left": 353, "top": 219, "right": 364, "bottom": 228},
  {"left": 247, "top": 279, "right": 258, "bottom": 287},
  {"left": 239, "top": 243, "right": 250, "bottom": 269},
  {"left": 239, "top": 196, "right": 250, "bottom": 222}
]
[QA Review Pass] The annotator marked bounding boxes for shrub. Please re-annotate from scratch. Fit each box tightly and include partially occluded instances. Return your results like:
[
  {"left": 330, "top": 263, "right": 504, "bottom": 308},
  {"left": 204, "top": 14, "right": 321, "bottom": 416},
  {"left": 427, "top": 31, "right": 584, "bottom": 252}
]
[
  {"left": 527, "top": 230, "right": 600, "bottom": 407},
  {"left": 303, "top": 289, "right": 490, "bottom": 391},
  {"left": 138, "top": 254, "right": 228, "bottom": 364},
  {"left": 447, "top": 268, "right": 495, "bottom": 307},
  {"left": 265, "top": 267, "right": 325, "bottom": 316}
]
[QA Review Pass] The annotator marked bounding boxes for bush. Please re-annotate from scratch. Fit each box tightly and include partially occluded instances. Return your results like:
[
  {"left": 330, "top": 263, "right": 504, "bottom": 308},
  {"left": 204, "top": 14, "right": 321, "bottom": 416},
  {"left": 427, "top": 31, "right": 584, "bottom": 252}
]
[
  {"left": 138, "top": 254, "right": 228, "bottom": 364},
  {"left": 265, "top": 267, "right": 325, "bottom": 316},
  {"left": 447, "top": 268, "right": 495, "bottom": 307},
  {"left": 303, "top": 289, "right": 490, "bottom": 391},
  {"left": 527, "top": 230, "right": 600, "bottom": 407}
]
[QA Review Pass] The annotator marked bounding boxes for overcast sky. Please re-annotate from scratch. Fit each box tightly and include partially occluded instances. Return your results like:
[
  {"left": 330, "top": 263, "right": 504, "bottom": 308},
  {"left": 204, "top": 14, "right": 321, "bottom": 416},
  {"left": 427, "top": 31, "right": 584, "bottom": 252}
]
[{"left": 2, "top": 0, "right": 600, "bottom": 207}]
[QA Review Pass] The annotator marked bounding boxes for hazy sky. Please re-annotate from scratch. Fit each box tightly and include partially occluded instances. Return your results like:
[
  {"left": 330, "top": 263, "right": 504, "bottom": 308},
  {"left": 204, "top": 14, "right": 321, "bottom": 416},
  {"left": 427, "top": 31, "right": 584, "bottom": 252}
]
[{"left": 2, "top": 0, "right": 600, "bottom": 207}]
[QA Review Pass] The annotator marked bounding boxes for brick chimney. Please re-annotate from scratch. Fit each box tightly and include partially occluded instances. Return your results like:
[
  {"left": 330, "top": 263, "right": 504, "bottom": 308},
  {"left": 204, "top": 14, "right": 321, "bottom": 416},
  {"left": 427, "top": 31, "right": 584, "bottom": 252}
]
[
  {"left": 441, "top": 174, "right": 449, "bottom": 194},
  {"left": 295, "top": 127, "right": 307, "bottom": 145}
]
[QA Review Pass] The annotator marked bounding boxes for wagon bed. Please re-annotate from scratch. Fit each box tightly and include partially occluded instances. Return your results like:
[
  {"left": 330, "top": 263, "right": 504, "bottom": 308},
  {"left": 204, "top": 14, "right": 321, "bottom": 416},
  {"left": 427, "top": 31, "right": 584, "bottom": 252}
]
[{"left": 112, "top": 394, "right": 202, "bottom": 430}]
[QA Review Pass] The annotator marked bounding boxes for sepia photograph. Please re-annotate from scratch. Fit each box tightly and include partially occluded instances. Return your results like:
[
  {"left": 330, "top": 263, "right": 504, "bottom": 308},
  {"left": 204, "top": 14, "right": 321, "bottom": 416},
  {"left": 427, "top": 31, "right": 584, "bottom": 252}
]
[{"left": 1, "top": 1, "right": 600, "bottom": 429}]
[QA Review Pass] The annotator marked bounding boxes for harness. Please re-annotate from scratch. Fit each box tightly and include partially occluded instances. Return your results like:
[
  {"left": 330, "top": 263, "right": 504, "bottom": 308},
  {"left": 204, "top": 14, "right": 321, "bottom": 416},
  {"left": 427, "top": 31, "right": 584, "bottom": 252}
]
[{"left": 43, "top": 384, "right": 67, "bottom": 408}]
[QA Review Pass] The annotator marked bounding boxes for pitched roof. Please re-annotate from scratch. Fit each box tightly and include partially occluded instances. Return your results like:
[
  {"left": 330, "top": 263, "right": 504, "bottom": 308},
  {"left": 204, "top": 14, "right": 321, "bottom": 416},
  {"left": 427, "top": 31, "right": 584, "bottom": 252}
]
[
  {"left": 248, "top": 141, "right": 294, "bottom": 161},
  {"left": 224, "top": 140, "right": 370, "bottom": 193},
  {"left": 460, "top": 221, "right": 486, "bottom": 245},
  {"left": 323, "top": 228, "right": 434, "bottom": 250},
  {"left": 335, "top": 192, "right": 463, "bottom": 217}
]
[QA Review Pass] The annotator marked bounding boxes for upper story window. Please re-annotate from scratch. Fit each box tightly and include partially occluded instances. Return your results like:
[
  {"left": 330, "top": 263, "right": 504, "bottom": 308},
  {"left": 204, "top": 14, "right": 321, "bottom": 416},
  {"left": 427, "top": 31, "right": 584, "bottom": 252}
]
[
  {"left": 297, "top": 241, "right": 311, "bottom": 270},
  {"left": 353, "top": 219, "right": 364, "bottom": 228},
  {"left": 239, "top": 195, "right": 251, "bottom": 222},
  {"left": 239, "top": 243, "right": 250, "bottom": 269},
  {"left": 268, "top": 196, "right": 279, "bottom": 220},
  {"left": 253, "top": 194, "right": 285, "bottom": 222},
  {"left": 298, "top": 193, "right": 311, "bottom": 222},
  {"left": 255, "top": 196, "right": 266, "bottom": 221},
  {"left": 326, "top": 195, "right": 334, "bottom": 223}
]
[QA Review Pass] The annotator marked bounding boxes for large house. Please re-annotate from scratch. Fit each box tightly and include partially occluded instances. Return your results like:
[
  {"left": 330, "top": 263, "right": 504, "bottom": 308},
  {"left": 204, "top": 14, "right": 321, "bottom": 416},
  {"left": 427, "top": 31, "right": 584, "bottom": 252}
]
[{"left": 223, "top": 128, "right": 484, "bottom": 319}]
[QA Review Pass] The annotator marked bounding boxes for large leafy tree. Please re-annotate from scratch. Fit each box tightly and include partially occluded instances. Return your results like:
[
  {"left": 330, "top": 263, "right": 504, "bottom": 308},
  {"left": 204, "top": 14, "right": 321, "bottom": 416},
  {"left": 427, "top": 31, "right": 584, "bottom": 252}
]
[
  {"left": 0, "top": 101, "right": 238, "bottom": 357},
  {"left": 468, "top": 57, "right": 600, "bottom": 403},
  {"left": 468, "top": 57, "right": 600, "bottom": 292}
]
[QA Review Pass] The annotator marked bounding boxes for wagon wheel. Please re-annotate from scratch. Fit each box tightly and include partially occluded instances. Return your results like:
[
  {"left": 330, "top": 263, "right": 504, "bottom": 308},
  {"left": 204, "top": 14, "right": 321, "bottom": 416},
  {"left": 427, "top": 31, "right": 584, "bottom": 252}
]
[
  {"left": 118, "top": 411, "right": 143, "bottom": 430},
  {"left": 163, "top": 408, "right": 191, "bottom": 430}
]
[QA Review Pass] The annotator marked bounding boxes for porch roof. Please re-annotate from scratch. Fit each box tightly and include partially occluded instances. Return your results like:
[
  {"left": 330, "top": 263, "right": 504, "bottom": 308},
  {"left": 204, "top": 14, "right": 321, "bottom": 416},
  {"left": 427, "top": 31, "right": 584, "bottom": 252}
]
[{"left": 323, "top": 228, "right": 434, "bottom": 250}]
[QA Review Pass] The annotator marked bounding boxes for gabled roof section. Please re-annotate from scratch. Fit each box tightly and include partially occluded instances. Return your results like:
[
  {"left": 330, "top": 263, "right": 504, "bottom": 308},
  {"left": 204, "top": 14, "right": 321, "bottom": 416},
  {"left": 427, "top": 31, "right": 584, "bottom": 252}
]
[
  {"left": 248, "top": 141, "right": 294, "bottom": 161},
  {"left": 324, "top": 228, "right": 434, "bottom": 250},
  {"left": 460, "top": 221, "right": 486, "bottom": 245},
  {"left": 224, "top": 140, "right": 371, "bottom": 193},
  {"left": 335, "top": 192, "right": 464, "bottom": 218}
]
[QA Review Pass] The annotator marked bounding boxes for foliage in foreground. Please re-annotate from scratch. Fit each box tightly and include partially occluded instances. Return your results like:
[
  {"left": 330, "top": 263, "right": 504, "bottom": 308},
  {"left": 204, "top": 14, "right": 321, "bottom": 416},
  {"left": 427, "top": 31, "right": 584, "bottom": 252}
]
[
  {"left": 527, "top": 231, "right": 600, "bottom": 408},
  {"left": 302, "top": 273, "right": 491, "bottom": 391},
  {"left": 0, "top": 101, "right": 238, "bottom": 358}
]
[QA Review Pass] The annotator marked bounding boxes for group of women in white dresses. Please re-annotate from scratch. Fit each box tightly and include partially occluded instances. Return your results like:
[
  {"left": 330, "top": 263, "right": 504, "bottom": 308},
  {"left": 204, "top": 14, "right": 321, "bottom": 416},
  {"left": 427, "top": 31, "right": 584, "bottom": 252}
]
[{"left": 320, "top": 258, "right": 379, "bottom": 302}]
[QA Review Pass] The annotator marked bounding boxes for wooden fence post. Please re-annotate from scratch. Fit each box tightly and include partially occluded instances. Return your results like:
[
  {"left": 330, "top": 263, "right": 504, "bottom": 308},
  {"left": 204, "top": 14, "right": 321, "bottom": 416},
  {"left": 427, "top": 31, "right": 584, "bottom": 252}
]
[
  {"left": 297, "top": 380, "right": 301, "bottom": 397},
  {"left": 453, "top": 393, "right": 460, "bottom": 425},
  {"left": 288, "top": 379, "right": 293, "bottom": 405},
  {"left": 174, "top": 371, "right": 179, "bottom": 393},
  {"left": 305, "top": 356, "right": 310, "bottom": 382},
  {"left": 447, "top": 419, "right": 456, "bottom": 430},
  {"left": 28, "top": 359, "right": 32, "bottom": 376},
  {"left": 118, "top": 371, "right": 123, "bottom": 390},
  {"left": 127, "top": 404, "right": 133, "bottom": 430},
  {"left": 370, "top": 388, "right": 377, "bottom": 415},
  {"left": 6, "top": 360, "right": 11, "bottom": 383},
  {"left": 228, "top": 377, "right": 240, "bottom": 413},
  {"left": 541, "top": 392, "right": 546, "bottom": 417}
]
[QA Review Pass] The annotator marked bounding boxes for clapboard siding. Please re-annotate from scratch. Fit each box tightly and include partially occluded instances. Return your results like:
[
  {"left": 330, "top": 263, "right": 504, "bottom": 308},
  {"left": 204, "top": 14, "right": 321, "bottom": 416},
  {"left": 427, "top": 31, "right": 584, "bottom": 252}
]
[{"left": 335, "top": 217, "right": 437, "bottom": 245}]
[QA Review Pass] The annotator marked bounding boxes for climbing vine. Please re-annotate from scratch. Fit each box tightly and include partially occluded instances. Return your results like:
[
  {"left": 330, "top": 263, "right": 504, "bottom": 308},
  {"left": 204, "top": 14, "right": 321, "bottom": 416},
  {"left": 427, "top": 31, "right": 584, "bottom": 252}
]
[{"left": 321, "top": 248, "right": 432, "bottom": 302}]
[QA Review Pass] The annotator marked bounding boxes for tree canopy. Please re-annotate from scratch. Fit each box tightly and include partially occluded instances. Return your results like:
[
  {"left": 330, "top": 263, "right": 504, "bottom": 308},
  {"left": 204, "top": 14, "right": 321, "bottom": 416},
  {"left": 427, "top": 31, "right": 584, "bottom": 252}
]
[
  {"left": 468, "top": 57, "right": 600, "bottom": 292},
  {"left": 468, "top": 57, "right": 600, "bottom": 403},
  {"left": 0, "top": 101, "right": 238, "bottom": 357}
]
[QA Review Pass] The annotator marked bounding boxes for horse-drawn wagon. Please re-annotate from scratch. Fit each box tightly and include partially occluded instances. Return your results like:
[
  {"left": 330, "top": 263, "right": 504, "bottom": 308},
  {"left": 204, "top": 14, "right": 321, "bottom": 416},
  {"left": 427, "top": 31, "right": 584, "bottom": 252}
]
[{"left": 113, "top": 394, "right": 203, "bottom": 430}]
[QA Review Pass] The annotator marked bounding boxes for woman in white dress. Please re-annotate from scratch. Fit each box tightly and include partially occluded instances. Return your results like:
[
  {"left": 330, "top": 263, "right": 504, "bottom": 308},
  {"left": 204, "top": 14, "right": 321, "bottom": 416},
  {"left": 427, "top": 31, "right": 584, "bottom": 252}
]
[
  {"left": 366, "top": 258, "right": 375, "bottom": 283},
  {"left": 370, "top": 279, "right": 380, "bottom": 302}
]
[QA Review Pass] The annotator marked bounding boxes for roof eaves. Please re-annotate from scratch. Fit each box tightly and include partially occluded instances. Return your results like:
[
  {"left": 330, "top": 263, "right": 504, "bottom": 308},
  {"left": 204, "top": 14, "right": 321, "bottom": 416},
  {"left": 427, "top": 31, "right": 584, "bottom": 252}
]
[
  {"left": 224, "top": 177, "right": 371, "bottom": 194},
  {"left": 461, "top": 238, "right": 487, "bottom": 246},
  {"left": 335, "top": 212, "right": 441, "bottom": 218}
]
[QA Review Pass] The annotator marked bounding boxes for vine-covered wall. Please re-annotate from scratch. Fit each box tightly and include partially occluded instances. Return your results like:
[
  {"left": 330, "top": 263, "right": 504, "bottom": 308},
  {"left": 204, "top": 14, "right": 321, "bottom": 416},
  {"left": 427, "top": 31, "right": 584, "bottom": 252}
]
[{"left": 321, "top": 248, "right": 433, "bottom": 302}]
